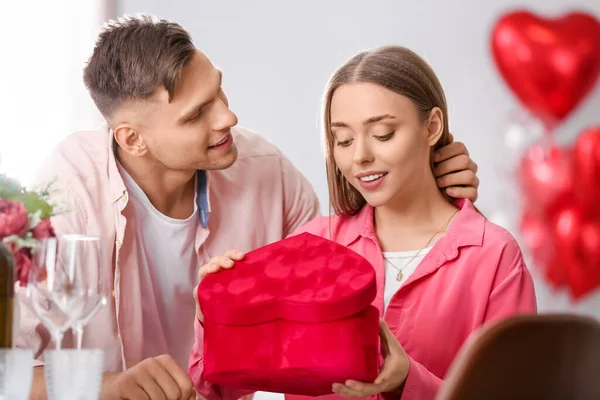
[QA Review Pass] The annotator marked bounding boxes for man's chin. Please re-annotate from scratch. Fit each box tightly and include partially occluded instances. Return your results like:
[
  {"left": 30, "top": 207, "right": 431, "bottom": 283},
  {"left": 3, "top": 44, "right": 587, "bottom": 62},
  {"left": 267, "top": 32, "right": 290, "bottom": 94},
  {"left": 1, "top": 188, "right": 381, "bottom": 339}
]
[{"left": 201, "top": 144, "right": 238, "bottom": 170}]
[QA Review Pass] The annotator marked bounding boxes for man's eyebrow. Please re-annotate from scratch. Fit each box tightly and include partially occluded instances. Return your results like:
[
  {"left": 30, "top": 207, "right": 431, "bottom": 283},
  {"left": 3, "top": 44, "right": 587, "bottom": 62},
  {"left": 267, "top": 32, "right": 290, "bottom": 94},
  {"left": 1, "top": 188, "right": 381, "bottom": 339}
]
[{"left": 179, "top": 70, "right": 223, "bottom": 122}]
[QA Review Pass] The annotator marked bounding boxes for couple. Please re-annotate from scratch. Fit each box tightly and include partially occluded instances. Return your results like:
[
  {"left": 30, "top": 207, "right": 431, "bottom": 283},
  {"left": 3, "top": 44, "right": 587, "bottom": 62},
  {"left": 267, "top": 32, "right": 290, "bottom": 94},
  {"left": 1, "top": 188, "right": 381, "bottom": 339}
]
[{"left": 16, "top": 14, "right": 535, "bottom": 400}]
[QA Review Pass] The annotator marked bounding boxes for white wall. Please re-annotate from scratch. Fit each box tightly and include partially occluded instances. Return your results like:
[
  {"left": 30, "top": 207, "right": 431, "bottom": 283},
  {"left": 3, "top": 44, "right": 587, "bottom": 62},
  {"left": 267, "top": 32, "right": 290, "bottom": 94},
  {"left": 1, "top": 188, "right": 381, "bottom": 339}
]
[
  {"left": 0, "top": 1, "right": 111, "bottom": 185},
  {"left": 115, "top": 0, "right": 600, "bottom": 314}
]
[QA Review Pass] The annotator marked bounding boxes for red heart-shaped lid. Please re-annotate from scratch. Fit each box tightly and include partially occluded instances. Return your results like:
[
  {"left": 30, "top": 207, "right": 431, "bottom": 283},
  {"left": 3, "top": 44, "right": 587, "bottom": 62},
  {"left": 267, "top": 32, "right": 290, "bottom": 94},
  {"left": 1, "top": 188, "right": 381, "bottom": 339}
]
[{"left": 198, "top": 232, "right": 377, "bottom": 325}]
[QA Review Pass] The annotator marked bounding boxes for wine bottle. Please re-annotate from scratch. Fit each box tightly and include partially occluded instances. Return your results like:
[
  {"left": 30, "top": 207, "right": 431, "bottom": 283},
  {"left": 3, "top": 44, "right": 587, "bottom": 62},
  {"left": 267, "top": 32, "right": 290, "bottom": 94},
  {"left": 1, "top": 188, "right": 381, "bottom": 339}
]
[{"left": 0, "top": 242, "right": 14, "bottom": 348}]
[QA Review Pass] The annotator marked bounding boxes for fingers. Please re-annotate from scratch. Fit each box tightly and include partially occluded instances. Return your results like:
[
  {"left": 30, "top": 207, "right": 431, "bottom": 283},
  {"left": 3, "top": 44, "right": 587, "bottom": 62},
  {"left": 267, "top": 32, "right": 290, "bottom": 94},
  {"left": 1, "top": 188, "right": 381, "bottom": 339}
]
[
  {"left": 433, "top": 154, "right": 478, "bottom": 178},
  {"left": 436, "top": 169, "right": 478, "bottom": 190},
  {"left": 126, "top": 385, "right": 151, "bottom": 400},
  {"left": 120, "top": 356, "right": 195, "bottom": 400},
  {"left": 448, "top": 133, "right": 454, "bottom": 143},
  {"left": 379, "top": 320, "right": 403, "bottom": 357},
  {"left": 155, "top": 355, "right": 195, "bottom": 399},
  {"left": 198, "top": 251, "right": 244, "bottom": 279},
  {"left": 332, "top": 381, "right": 378, "bottom": 398},
  {"left": 445, "top": 186, "right": 478, "bottom": 202},
  {"left": 132, "top": 363, "right": 167, "bottom": 399},
  {"left": 433, "top": 141, "right": 468, "bottom": 163},
  {"left": 379, "top": 319, "right": 396, "bottom": 344},
  {"left": 116, "top": 374, "right": 151, "bottom": 400},
  {"left": 224, "top": 250, "right": 244, "bottom": 261},
  {"left": 373, "top": 359, "right": 397, "bottom": 389}
]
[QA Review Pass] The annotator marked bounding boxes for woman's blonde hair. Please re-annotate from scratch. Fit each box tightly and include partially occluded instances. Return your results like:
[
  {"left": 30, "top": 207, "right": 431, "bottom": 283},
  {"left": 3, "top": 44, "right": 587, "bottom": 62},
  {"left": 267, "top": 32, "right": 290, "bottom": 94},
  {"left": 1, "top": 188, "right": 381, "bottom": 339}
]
[{"left": 323, "top": 45, "right": 451, "bottom": 216}]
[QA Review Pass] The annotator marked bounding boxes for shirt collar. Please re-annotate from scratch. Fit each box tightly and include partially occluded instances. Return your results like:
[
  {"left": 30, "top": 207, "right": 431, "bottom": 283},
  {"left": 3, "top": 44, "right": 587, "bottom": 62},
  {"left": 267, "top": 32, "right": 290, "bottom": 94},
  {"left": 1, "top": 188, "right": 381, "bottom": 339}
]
[{"left": 338, "top": 198, "right": 485, "bottom": 255}]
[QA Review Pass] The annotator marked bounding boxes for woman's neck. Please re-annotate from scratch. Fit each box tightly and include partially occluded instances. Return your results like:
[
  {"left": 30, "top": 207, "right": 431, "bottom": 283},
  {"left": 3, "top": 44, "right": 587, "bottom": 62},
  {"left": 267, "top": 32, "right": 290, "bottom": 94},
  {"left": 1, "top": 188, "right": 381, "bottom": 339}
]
[{"left": 374, "top": 174, "right": 458, "bottom": 253}]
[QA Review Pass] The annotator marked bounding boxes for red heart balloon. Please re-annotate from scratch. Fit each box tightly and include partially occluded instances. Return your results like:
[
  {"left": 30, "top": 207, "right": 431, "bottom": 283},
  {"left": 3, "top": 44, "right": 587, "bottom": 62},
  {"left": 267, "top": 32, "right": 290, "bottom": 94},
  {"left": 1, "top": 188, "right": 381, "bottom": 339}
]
[
  {"left": 573, "top": 126, "right": 600, "bottom": 207},
  {"left": 550, "top": 203, "right": 600, "bottom": 299},
  {"left": 491, "top": 11, "right": 600, "bottom": 126},
  {"left": 519, "top": 211, "right": 553, "bottom": 268},
  {"left": 518, "top": 142, "right": 573, "bottom": 212},
  {"left": 520, "top": 209, "right": 570, "bottom": 288}
]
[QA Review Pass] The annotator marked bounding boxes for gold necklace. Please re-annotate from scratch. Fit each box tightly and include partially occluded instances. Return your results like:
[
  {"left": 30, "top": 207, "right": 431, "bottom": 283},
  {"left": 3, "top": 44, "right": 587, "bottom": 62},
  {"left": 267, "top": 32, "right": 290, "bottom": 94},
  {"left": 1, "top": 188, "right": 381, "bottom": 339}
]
[{"left": 386, "top": 209, "right": 459, "bottom": 282}]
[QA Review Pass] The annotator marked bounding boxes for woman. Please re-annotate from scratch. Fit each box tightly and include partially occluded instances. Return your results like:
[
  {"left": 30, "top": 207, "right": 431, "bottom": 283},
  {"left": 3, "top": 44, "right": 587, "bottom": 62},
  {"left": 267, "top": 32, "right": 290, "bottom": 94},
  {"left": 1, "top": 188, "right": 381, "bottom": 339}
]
[{"left": 191, "top": 46, "right": 537, "bottom": 399}]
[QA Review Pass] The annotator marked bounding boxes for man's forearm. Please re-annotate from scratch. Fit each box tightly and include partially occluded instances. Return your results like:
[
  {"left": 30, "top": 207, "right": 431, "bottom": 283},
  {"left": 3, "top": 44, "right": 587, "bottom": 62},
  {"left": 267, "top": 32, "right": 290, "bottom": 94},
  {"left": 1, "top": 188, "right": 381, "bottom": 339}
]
[{"left": 29, "top": 366, "right": 119, "bottom": 400}]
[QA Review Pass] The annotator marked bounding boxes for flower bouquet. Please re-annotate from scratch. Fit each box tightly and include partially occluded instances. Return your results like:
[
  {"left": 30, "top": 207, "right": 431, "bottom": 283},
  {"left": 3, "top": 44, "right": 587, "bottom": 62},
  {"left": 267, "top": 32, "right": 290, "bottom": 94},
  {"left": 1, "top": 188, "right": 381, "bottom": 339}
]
[{"left": 0, "top": 173, "right": 56, "bottom": 286}]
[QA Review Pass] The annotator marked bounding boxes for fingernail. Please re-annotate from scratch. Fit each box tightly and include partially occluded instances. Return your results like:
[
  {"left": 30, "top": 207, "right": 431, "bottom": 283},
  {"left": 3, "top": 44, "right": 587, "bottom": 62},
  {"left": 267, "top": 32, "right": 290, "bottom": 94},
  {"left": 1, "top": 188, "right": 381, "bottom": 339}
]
[
  {"left": 236, "top": 251, "right": 243, "bottom": 258},
  {"left": 433, "top": 152, "right": 440, "bottom": 161},
  {"left": 225, "top": 259, "right": 234, "bottom": 266}
]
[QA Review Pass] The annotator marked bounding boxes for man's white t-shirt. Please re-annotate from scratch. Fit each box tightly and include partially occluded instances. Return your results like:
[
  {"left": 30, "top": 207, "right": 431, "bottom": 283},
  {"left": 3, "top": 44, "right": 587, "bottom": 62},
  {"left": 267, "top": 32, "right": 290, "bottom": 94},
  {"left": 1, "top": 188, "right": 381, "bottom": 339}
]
[{"left": 118, "top": 164, "right": 199, "bottom": 370}]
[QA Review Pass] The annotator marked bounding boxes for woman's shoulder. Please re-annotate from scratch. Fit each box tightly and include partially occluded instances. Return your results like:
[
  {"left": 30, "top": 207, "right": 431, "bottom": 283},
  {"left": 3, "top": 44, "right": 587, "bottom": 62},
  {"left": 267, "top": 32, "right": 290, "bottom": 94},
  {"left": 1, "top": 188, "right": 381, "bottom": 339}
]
[
  {"left": 478, "top": 218, "right": 527, "bottom": 275},
  {"left": 481, "top": 219, "right": 522, "bottom": 252}
]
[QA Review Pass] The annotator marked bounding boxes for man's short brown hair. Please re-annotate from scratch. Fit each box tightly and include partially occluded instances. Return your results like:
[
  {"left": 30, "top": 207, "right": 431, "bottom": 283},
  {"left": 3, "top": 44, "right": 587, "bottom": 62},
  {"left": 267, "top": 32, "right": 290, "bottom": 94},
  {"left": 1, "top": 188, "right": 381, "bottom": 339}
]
[{"left": 83, "top": 14, "right": 196, "bottom": 119}]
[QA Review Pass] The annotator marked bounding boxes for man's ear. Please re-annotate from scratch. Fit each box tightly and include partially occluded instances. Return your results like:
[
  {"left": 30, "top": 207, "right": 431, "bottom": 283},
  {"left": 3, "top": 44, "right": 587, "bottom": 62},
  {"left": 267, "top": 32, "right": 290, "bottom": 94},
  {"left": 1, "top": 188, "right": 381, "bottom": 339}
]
[
  {"left": 113, "top": 123, "right": 148, "bottom": 157},
  {"left": 425, "top": 107, "right": 444, "bottom": 147}
]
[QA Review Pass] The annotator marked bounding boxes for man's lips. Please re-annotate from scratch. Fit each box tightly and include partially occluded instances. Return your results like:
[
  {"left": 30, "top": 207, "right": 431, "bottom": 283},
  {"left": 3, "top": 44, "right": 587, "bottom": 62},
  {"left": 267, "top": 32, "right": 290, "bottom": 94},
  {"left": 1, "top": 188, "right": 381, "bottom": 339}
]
[{"left": 208, "top": 133, "right": 231, "bottom": 149}]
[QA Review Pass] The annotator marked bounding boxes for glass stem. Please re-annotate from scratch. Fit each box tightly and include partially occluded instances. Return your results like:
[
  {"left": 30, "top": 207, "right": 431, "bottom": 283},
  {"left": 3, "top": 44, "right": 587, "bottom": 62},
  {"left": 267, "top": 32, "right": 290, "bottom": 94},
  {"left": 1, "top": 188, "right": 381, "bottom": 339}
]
[
  {"left": 75, "top": 325, "right": 84, "bottom": 350},
  {"left": 54, "top": 331, "right": 64, "bottom": 350}
]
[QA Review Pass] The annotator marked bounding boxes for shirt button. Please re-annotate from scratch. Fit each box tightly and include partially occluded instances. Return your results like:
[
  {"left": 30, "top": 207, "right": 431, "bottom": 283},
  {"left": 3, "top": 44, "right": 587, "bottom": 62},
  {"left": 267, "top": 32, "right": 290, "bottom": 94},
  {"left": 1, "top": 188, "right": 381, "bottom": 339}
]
[
  {"left": 121, "top": 192, "right": 128, "bottom": 202},
  {"left": 111, "top": 290, "right": 116, "bottom": 298},
  {"left": 116, "top": 239, "right": 123, "bottom": 247}
]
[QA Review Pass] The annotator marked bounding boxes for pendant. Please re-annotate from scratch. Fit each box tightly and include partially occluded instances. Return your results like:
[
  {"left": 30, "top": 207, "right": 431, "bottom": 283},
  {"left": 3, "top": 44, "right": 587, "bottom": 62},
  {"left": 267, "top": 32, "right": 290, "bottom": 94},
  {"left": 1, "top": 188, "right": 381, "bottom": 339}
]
[{"left": 396, "top": 270, "right": 403, "bottom": 281}]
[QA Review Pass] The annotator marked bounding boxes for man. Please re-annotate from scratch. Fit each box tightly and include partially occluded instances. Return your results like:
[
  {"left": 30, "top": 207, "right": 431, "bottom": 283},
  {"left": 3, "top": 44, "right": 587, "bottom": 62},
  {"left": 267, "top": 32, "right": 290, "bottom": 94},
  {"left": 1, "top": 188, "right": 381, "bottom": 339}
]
[{"left": 18, "top": 14, "right": 480, "bottom": 400}]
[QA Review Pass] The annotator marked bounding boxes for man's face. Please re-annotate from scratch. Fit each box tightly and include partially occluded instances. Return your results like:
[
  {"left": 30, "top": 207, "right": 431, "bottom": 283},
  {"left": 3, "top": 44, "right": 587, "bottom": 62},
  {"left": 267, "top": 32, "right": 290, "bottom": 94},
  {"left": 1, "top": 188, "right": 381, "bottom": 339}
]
[{"left": 123, "top": 50, "right": 239, "bottom": 171}]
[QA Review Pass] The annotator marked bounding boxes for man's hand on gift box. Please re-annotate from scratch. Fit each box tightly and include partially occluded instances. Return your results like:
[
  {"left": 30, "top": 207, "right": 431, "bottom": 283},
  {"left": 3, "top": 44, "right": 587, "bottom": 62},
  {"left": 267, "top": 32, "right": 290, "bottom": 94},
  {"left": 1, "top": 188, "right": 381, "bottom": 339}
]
[
  {"left": 332, "top": 319, "right": 409, "bottom": 398},
  {"left": 193, "top": 250, "right": 245, "bottom": 323},
  {"left": 102, "top": 354, "right": 196, "bottom": 400}
]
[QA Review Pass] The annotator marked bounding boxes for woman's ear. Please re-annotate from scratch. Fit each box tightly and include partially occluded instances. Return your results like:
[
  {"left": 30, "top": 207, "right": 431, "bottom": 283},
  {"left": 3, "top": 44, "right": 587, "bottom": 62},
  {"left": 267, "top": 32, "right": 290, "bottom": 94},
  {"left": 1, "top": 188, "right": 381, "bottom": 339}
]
[{"left": 425, "top": 107, "right": 444, "bottom": 147}]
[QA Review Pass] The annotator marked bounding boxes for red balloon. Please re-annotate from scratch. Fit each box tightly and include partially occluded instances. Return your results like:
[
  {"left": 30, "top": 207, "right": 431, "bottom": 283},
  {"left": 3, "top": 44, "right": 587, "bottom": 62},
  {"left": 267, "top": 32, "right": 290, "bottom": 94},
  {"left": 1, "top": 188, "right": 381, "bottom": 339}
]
[
  {"left": 518, "top": 143, "right": 572, "bottom": 212},
  {"left": 549, "top": 204, "right": 600, "bottom": 299},
  {"left": 520, "top": 211, "right": 553, "bottom": 267},
  {"left": 491, "top": 11, "right": 600, "bottom": 126},
  {"left": 573, "top": 126, "right": 600, "bottom": 207}
]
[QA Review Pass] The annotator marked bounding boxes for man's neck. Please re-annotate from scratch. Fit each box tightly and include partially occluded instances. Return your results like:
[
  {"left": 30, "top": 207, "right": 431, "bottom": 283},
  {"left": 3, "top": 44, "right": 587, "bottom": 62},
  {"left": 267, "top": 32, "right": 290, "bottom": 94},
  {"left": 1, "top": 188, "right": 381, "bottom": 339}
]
[
  {"left": 117, "top": 149, "right": 197, "bottom": 219},
  {"left": 374, "top": 171, "right": 458, "bottom": 253}
]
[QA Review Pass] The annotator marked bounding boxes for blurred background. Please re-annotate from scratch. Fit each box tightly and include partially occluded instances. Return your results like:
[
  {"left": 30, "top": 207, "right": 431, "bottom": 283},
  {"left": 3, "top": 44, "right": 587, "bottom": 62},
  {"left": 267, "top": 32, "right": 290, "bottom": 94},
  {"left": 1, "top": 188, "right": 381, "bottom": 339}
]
[{"left": 0, "top": 0, "right": 599, "bottom": 315}]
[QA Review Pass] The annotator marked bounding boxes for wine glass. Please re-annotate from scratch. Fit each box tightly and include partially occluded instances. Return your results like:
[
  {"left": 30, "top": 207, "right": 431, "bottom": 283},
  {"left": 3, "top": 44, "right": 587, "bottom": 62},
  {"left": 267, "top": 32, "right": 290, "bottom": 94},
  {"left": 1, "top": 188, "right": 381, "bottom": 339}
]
[
  {"left": 26, "top": 235, "right": 91, "bottom": 349},
  {"left": 64, "top": 235, "right": 107, "bottom": 349}
]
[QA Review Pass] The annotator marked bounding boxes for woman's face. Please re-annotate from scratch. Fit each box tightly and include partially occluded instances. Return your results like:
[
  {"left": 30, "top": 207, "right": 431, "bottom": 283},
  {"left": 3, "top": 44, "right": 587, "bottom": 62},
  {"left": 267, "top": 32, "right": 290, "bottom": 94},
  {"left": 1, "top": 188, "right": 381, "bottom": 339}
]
[{"left": 330, "top": 82, "right": 443, "bottom": 208}]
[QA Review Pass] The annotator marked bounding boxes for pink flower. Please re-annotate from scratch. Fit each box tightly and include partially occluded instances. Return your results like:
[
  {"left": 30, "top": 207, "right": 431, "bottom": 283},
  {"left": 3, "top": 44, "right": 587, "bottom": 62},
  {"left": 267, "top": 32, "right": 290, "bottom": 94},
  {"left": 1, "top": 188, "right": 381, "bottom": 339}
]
[
  {"left": 5, "top": 242, "right": 32, "bottom": 287},
  {"left": 32, "top": 219, "right": 55, "bottom": 240},
  {"left": 0, "top": 199, "right": 29, "bottom": 240}
]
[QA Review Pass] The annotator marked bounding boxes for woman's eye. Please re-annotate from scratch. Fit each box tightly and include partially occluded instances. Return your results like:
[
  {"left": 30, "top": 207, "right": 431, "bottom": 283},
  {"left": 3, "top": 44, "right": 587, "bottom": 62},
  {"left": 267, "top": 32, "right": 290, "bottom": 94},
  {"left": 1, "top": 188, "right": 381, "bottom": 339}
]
[
  {"left": 336, "top": 139, "right": 352, "bottom": 147},
  {"left": 374, "top": 132, "right": 394, "bottom": 141}
]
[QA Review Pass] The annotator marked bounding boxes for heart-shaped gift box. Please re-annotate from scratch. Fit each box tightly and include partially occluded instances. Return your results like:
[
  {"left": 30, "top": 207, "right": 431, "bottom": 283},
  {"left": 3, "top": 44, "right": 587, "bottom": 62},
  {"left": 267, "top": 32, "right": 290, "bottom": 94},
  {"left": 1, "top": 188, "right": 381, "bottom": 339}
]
[{"left": 198, "top": 232, "right": 380, "bottom": 396}]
